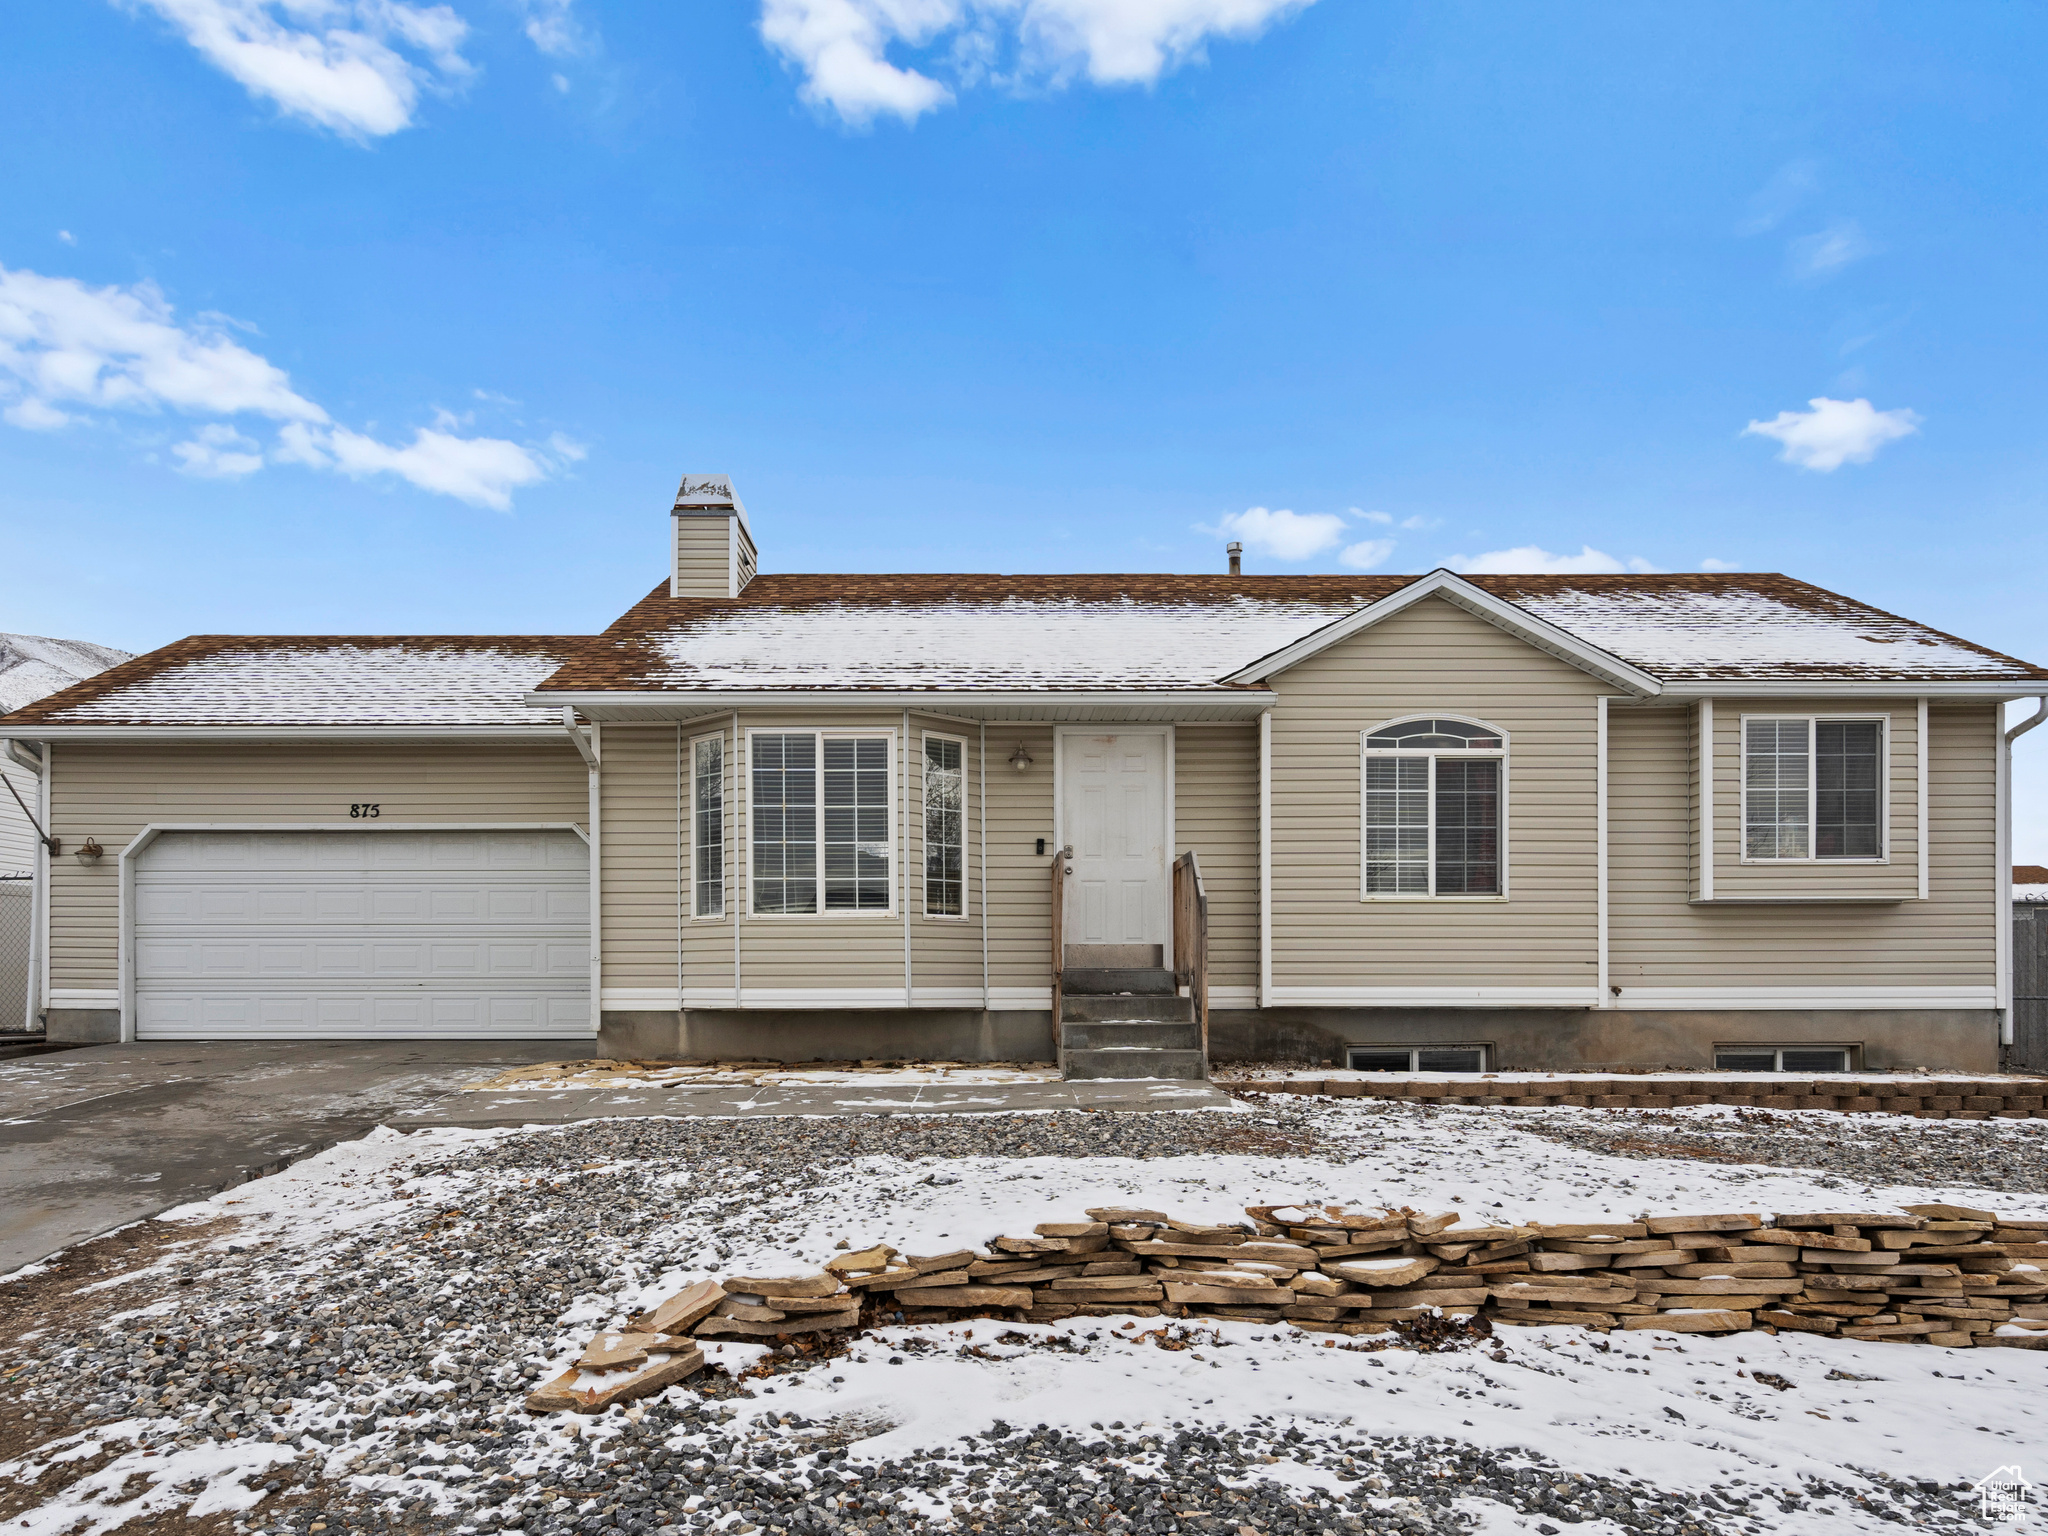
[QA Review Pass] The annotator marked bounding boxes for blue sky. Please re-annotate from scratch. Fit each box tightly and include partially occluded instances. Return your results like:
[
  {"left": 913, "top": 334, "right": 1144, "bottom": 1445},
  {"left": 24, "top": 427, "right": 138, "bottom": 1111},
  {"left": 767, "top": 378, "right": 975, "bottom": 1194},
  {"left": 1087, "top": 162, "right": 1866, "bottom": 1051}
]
[{"left": 6, "top": 2, "right": 2048, "bottom": 847}]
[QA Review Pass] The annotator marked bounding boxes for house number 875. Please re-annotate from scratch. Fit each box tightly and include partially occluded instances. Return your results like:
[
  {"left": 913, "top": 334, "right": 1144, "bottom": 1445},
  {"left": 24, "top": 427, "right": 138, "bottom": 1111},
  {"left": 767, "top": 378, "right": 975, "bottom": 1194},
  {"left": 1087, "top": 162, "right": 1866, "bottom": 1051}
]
[{"left": 349, "top": 803, "right": 381, "bottom": 819}]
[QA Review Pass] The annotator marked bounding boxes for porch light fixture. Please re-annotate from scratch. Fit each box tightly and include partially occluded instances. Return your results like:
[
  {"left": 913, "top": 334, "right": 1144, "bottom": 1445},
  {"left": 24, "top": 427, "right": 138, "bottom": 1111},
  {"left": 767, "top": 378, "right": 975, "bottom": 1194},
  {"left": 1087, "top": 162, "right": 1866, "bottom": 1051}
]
[
  {"left": 75, "top": 837, "right": 104, "bottom": 865},
  {"left": 1008, "top": 743, "right": 1034, "bottom": 773}
]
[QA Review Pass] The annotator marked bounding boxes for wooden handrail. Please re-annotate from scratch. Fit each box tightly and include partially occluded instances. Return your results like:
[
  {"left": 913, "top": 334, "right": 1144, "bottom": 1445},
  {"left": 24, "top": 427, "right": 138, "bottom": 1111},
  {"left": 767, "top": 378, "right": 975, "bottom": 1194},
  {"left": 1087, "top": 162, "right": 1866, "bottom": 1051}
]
[
  {"left": 1172, "top": 849, "right": 1210, "bottom": 1071},
  {"left": 1050, "top": 846, "right": 1071, "bottom": 1072}
]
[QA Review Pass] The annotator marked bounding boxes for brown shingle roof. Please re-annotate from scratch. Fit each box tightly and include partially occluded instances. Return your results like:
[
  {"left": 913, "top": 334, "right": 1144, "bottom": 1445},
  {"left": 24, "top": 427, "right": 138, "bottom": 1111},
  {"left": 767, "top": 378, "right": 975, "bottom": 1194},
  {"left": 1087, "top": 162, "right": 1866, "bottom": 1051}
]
[
  {"left": 0, "top": 635, "right": 586, "bottom": 729},
  {"left": 530, "top": 570, "right": 2048, "bottom": 693}
]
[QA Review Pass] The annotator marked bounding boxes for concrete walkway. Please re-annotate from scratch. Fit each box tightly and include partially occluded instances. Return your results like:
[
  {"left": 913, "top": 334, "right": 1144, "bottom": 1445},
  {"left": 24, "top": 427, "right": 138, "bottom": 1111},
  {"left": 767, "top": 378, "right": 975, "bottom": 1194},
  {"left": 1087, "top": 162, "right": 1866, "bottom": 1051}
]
[{"left": 0, "top": 1041, "right": 1232, "bottom": 1275}]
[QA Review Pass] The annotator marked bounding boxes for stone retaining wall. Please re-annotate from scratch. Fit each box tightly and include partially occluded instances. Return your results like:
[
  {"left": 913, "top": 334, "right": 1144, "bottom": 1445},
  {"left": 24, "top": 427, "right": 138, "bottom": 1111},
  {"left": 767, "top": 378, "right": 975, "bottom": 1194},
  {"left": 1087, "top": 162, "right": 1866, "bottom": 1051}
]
[{"left": 1236, "top": 1077, "right": 2048, "bottom": 1118}]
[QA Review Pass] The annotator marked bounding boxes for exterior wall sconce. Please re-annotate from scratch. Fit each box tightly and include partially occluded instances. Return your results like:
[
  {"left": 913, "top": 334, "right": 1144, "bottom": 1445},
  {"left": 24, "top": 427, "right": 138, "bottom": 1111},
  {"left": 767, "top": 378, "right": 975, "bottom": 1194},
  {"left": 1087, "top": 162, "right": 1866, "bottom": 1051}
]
[
  {"left": 75, "top": 837, "right": 104, "bottom": 865},
  {"left": 1008, "top": 743, "right": 1034, "bottom": 773}
]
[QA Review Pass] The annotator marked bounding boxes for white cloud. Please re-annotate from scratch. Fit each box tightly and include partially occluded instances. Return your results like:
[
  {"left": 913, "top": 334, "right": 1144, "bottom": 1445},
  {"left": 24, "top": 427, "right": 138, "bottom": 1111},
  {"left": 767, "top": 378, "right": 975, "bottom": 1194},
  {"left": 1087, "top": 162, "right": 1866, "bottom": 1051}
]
[
  {"left": 1354, "top": 507, "right": 1392, "bottom": 524},
  {"left": 759, "top": 0, "right": 1314, "bottom": 125},
  {"left": 1699, "top": 557, "right": 1741, "bottom": 572},
  {"left": 1742, "top": 395, "right": 1921, "bottom": 472},
  {"left": 0, "top": 264, "right": 325, "bottom": 424},
  {"left": 1202, "top": 506, "right": 1346, "bottom": 561},
  {"left": 521, "top": 0, "right": 589, "bottom": 57},
  {"left": 57, "top": 230, "right": 76, "bottom": 246},
  {"left": 172, "top": 422, "right": 265, "bottom": 477},
  {"left": 1789, "top": 219, "right": 1874, "bottom": 280},
  {"left": 1338, "top": 537, "right": 1394, "bottom": 570},
  {"left": 319, "top": 424, "right": 554, "bottom": 509},
  {"left": 126, "top": 0, "right": 473, "bottom": 140},
  {"left": 0, "top": 263, "right": 566, "bottom": 508},
  {"left": 1448, "top": 545, "right": 1660, "bottom": 576}
]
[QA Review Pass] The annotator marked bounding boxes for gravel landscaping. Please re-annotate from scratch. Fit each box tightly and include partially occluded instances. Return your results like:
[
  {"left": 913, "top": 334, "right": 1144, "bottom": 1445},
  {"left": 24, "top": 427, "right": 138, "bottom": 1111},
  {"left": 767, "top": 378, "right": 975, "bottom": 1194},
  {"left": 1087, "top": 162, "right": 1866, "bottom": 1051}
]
[
  {"left": 1499, "top": 1103, "right": 2048, "bottom": 1196},
  {"left": 3, "top": 1103, "right": 2043, "bottom": 1536}
]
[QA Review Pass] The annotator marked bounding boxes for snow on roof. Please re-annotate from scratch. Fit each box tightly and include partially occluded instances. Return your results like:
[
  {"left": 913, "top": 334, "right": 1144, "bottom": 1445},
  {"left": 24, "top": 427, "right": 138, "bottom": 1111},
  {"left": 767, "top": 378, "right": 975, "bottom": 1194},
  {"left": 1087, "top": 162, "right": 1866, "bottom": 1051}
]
[
  {"left": 2, "top": 637, "right": 581, "bottom": 728},
  {"left": 627, "top": 594, "right": 1366, "bottom": 691},
  {"left": 1489, "top": 580, "right": 2035, "bottom": 683},
  {"left": 538, "top": 571, "right": 2045, "bottom": 696},
  {"left": 0, "top": 632, "right": 133, "bottom": 714}
]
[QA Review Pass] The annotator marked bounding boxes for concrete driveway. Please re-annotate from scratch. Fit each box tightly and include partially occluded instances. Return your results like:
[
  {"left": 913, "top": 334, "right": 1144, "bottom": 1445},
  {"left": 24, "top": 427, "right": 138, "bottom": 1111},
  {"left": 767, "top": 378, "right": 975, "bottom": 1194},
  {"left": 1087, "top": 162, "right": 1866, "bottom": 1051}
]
[{"left": 0, "top": 1041, "right": 1232, "bottom": 1275}]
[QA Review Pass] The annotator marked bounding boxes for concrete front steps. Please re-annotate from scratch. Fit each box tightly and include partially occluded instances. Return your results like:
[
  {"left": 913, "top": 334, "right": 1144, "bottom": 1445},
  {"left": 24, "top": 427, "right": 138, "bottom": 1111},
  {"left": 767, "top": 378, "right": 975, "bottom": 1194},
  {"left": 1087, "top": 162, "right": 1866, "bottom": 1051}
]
[{"left": 1060, "top": 965, "right": 1207, "bottom": 1081}]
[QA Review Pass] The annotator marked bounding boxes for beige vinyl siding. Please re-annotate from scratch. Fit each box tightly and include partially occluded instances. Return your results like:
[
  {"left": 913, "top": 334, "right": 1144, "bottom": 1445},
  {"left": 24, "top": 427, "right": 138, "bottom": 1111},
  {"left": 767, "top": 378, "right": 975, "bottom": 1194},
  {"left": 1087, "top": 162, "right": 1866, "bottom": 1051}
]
[
  {"left": 47, "top": 739, "right": 587, "bottom": 992},
  {"left": 680, "top": 717, "right": 737, "bottom": 1000},
  {"left": 985, "top": 724, "right": 1057, "bottom": 999},
  {"left": 1267, "top": 594, "right": 1605, "bottom": 993},
  {"left": 736, "top": 524, "right": 758, "bottom": 593},
  {"left": 1608, "top": 702, "right": 1995, "bottom": 990},
  {"left": 672, "top": 517, "right": 734, "bottom": 599},
  {"left": 1173, "top": 724, "right": 1258, "bottom": 995},
  {"left": 608, "top": 713, "right": 1019, "bottom": 1008},
  {"left": 1699, "top": 697, "right": 1920, "bottom": 901},
  {"left": 726, "top": 710, "right": 914, "bottom": 998},
  {"left": 908, "top": 717, "right": 985, "bottom": 1001},
  {"left": 599, "top": 725, "right": 682, "bottom": 991}
]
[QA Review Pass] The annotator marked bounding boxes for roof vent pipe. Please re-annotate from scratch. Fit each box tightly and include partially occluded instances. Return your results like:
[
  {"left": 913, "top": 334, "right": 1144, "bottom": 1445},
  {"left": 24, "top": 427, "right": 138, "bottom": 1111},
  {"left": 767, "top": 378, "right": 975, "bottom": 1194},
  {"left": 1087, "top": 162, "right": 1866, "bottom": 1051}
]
[{"left": 1227, "top": 542, "right": 1242, "bottom": 577}]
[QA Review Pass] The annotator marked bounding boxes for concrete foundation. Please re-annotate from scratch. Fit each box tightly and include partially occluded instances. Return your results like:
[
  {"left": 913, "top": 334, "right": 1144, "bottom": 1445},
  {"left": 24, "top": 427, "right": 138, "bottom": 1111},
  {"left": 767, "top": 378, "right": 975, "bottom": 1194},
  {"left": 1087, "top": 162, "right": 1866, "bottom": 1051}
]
[
  {"left": 44, "top": 1009, "right": 121, "bottom": 1045},
  {"left": 597, "top": 1008, "right": 1058, "bottom": 1064},
  {"left": 1206, "top": 1007, "right": 2003, "bottom": 1074}
]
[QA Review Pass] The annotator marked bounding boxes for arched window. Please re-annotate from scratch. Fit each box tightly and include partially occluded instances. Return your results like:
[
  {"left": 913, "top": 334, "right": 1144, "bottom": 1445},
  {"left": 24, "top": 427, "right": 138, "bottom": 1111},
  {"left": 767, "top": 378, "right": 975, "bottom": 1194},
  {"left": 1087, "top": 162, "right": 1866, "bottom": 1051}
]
[{"left": 1361, "top": 716, "right": 1506, "bottom": 898}]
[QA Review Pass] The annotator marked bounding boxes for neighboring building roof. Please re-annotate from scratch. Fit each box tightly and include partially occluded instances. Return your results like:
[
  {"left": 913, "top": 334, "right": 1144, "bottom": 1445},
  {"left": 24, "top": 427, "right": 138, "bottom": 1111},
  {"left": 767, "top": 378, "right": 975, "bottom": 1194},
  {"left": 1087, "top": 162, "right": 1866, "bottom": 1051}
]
[
  {"left": 0, "top": 636, "right": 583, "bottom": 729},
  {"left": 536, "top": 571, "right": 2048, "bottom": 696},
  {"left": 0, "top": 633, "right": 134, "bottom": 714}
]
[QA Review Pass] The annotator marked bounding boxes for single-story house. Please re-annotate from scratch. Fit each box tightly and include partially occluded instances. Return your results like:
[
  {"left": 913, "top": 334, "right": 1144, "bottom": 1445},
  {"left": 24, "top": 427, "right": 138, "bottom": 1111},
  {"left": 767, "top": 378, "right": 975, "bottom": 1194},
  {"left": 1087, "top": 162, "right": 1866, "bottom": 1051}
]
[{"left": 4, "top": 475, "right": 2045, "bottom": 1075}]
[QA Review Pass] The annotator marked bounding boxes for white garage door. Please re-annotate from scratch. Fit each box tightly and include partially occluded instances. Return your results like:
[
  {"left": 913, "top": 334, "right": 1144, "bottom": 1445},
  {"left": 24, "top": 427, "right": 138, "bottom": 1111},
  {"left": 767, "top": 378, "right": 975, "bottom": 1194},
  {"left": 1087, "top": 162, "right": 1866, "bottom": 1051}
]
[{"left": 134, "top": 829, "right": 591, "bottom": 1039}]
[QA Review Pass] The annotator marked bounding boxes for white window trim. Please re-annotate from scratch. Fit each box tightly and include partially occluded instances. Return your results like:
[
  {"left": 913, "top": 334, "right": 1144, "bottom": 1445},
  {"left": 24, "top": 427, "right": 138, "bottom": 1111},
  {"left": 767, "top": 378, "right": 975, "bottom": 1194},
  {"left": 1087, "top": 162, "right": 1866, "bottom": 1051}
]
[
  {"left": 920, "top": 729, "right": 971, "bottom": 922},
  {"left": 1737, "top": 712, "right": 1890, "bottom": 865},
  {"left": 1359, "top": 715, "right": 1511, "bottom": 902},
  {"left": 688, "top": 729, "right": 728, "bottom": 921},
  {"left": 742, "top": 726, "right": 899, "bottom": 919}
]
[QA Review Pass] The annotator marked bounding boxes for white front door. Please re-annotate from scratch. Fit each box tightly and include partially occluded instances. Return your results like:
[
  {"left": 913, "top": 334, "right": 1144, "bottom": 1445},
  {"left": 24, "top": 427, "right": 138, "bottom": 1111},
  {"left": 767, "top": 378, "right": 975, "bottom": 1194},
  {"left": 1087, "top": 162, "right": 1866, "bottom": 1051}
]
[{"left": 1060, "top": 731, "right": 1169, "bottom": 949}]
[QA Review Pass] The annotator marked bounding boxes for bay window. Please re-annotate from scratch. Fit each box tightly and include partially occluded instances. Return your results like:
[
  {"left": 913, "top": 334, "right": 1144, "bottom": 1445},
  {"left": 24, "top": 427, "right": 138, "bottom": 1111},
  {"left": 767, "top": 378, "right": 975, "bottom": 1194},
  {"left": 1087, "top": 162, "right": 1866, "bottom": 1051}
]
[{"left": 750, "top": 731, "right": 895, "bottom": 914}]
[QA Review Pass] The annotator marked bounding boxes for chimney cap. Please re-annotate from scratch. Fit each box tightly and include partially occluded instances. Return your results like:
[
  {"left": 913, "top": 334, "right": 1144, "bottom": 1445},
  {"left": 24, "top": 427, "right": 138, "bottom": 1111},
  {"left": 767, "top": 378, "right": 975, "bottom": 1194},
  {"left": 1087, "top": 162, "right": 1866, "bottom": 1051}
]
[
  {"left": 1226, "top": 540, "right": 1243, "bottom": 577},
  {"left": 674, "top": 475, "right": 749, "bottom": 531}
]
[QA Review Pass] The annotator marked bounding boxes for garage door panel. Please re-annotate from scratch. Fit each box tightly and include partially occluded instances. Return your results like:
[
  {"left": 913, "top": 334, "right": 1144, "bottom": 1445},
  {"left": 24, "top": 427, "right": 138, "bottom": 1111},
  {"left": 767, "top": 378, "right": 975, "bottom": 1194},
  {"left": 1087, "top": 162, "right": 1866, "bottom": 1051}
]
[{"left": 135, "top": 829, "right": 590, "bottom": 1039}]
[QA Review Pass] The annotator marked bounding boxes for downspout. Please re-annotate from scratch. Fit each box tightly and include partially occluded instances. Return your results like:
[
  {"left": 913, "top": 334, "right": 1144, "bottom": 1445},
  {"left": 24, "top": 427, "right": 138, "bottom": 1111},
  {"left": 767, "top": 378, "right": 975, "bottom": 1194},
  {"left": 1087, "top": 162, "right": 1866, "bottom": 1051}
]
[
  {"left": 2000, "top": 696, "right": 2047, "bottom": 1048},
  {"left": 1258, "top": 709, "right": 1272, "bottom": 1010},
  {"left": 3, "top": 739, "right": 50, "bottom": 1033},
  {"left": 979, "top": 721, "right": 989, "bottom": 1011},
  {"left": 1596, "top": 697, "right": 1610, "bottom": 1007},
  {"left": 562, "top": 709, "right": 601, "bottom": 1040},
  {"left": 902, "top": 710, "right": 913, "bottom": 1009}
]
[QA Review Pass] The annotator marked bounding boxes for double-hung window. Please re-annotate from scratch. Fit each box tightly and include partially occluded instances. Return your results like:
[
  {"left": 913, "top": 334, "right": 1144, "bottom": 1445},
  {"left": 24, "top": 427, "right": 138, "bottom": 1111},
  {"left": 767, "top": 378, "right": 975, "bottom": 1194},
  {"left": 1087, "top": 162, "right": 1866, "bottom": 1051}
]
[
  {"left": 923, "top": 734, "right": 966, "bottom": 917},
  {"left": 1361, "top": 718, "right": 1505, "bottom": 898},
  {"left": 691, "top": 734, "right": 724, "bottom": 917},
  {"left": 1742, "top": 717, "right": 1884, "bottom": 861},
  {"left": 749, "top": 732, "right": 894, "bottom": 914}
]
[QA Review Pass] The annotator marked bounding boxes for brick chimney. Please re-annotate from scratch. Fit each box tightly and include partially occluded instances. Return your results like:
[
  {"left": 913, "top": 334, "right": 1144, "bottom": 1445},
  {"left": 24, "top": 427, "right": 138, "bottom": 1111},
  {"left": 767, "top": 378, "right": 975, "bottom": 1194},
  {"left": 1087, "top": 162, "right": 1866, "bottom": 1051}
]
[{"left": 670, "top": 475, "right": 757, "bottom": 599}]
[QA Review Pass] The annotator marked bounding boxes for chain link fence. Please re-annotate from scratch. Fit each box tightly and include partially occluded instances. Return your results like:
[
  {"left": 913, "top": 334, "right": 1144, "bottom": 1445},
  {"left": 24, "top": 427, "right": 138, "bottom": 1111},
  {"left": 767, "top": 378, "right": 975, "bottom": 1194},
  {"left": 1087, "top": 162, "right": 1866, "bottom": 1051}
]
[
  {"left": 2013, "top": 900, "right": 2048, "bottom": 1075},
  {"left": 0, "top": 877, "right": 30, "bottom": 1034}
]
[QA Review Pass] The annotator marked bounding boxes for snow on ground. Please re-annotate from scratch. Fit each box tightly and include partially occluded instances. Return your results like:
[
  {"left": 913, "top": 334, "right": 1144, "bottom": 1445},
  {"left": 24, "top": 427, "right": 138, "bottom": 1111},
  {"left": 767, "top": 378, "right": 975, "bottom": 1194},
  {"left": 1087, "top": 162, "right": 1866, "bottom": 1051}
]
[{"left": 4, "top": 1097, "right": 2045, "bottom": 1536}]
